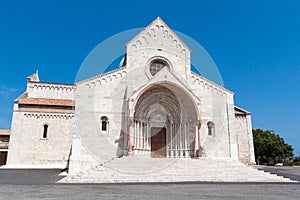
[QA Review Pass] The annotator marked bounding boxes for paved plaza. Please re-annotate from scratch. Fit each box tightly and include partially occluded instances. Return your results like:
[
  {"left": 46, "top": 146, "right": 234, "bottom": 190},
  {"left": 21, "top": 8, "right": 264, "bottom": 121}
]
[
  {"left": 0, "top": 168, "right": 299, "bottom": 200},
  {"left": 257, "top": 166, "right": 300, "bottom": 181}
]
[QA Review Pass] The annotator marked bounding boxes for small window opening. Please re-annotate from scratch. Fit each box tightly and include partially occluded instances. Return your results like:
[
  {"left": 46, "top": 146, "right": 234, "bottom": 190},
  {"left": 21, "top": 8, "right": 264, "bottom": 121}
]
[
  {"left": 100, "top": 116, "right": 109, "bottom": 134},
  {"left": 102, "top": 121, "right": 107, "bottom": 131},
  {"left": 207, "top": 121, "right": 215, "bottom": 136},
  {"left": 43, "top": 124, "right": 48, "bottom": 138}
]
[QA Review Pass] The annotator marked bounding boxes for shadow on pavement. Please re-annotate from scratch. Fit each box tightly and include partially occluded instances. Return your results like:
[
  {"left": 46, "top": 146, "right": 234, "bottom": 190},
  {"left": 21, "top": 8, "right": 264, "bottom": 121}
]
[
  {"left": 0, "top": 169, "right": 64, "bottom": 185},
  {"left": 257, "top": 166, "right": 300, "bottom": 181}
]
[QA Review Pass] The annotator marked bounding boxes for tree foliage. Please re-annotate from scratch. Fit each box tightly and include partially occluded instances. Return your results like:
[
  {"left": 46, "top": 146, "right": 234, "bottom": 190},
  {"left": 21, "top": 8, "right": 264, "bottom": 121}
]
[{"left": 253, "top": 129, "right": 294, "bottom": 165}]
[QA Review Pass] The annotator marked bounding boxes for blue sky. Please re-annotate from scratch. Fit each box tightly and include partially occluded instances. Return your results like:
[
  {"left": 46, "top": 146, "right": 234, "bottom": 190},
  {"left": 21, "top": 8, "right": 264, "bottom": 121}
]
[{"left": 0, "top": 1, "right": 299, "bottom": 155}]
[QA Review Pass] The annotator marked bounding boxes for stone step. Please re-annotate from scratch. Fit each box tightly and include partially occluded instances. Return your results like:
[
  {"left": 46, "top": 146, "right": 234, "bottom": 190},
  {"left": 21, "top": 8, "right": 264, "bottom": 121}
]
[
  {"left": 79, "top": 172, "right": 284, "bottom": 180},
  {"left": 59, "top": 157, "right": 296, "bottom": 183}
]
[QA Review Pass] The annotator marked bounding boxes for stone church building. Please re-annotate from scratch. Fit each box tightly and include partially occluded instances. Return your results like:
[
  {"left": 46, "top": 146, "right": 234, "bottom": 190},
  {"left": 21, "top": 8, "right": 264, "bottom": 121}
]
[{"left": 6, "top": 17, "right": 256, "bottom": 175}]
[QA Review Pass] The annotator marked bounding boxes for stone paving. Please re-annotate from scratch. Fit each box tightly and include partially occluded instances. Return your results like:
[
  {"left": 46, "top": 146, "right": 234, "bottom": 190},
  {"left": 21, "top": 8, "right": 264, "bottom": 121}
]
[
  {"left": 258, "top": 166, "right": 300, "bottom": 181},
  {"left": 0, "top": 169, "right": 299, "bottom": 200},
  {"left": 0, "top": 182, "right": 299, "bottom": 200}
]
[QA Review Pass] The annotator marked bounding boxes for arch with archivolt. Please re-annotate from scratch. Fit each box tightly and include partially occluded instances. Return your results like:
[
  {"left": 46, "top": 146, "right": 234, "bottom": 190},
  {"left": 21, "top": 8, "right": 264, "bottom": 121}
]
[{"left": 127, "top": 82, "right": 202, "bottom": 158}]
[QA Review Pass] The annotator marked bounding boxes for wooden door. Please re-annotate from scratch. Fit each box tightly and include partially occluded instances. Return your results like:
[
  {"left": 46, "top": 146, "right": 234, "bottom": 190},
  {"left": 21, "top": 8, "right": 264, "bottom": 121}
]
[
  {"left": 0, "top": 152, "right": 7, "bottom": 165},
  {"left": 151, "top": 127, "right": 166, "bottom": 158}
]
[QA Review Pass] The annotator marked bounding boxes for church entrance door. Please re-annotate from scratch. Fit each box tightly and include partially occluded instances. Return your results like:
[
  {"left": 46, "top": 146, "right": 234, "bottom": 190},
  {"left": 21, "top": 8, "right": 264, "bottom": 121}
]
[{"left": 151, "top": 127, "right": 166, "bottom": 158}]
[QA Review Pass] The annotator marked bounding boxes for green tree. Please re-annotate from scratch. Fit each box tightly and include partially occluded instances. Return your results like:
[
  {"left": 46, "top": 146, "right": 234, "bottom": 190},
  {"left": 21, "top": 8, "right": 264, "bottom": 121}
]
[
  {"left": 294, "top": 156, "right": 300, "bottom": 162},
  {"left": 253, "top": 129, "right": 294, "bottom": 165}
]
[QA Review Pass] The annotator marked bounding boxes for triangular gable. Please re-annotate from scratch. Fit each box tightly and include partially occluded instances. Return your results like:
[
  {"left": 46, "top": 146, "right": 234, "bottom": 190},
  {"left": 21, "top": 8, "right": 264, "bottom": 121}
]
[{"left": 126, "top": 17, "right": 191, "bottom": 53}]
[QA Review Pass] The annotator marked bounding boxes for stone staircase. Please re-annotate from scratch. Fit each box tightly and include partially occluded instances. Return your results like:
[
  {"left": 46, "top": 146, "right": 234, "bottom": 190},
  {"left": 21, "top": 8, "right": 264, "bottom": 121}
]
[{"left": 59, "top": 157, "right": 296, "bottom": 183}]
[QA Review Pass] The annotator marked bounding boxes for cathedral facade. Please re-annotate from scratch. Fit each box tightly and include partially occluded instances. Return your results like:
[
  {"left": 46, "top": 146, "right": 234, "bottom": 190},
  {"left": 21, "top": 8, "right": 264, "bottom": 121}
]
[{"left": 6, "top": 18, "right": 255, "bottom": 173}]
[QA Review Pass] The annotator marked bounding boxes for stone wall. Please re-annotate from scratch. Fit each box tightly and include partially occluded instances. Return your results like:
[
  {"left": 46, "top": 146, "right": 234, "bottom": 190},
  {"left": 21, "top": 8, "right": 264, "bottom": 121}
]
[
  {"left": 74, "top": 68, "right": 127, "bottom": 162},
  {"left": 235, "top": 114, "right": 255, "bottom": 164},
  {"left": 27, "top": 81, "right": 75, "bottom": 100},
  {"left": 6, "top": 79, "right": 75, "bottom": 168},
  {"left": 190, "top": 72, "right": 233, "bottom": 158},
  {"left": 7, "top": 111, "right": 73, "bottom": 167}
]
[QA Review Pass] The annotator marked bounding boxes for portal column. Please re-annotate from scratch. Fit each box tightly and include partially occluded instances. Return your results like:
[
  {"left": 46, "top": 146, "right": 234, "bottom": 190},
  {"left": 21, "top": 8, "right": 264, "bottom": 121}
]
[
  {"left": 185, "top": 123, "right": 188, "bottom": 158},
  {"left": 194, "top": 124, "right": 199, "bottom": 157},
  {"left": 179, "top": 123, "right": 182, "bottom": 158},
  {"left": 174, "top": 123, "right": 178, "bottom": 158},
  {"left": 198, "top": 120, "right": 204, "bottom": 157},
  {"left": 137, "top": 121, "right": 140, "bottom": 154},
  {"left": 133, "top": 121, "right": 136, "bottom": 152},
  {"left": 146, "top": 122, "right": 149, "bottom": 155},
  {"left": 141, "top": 122, "right": 144, "bottom": 154},
  {"left": 127, "top": 117, "right": 134, "bottom": 155},
  {"left": 170, "top": 122, "right": 173, "bottom": 158},
  {"left": 166, "top": 123, "right": 170, "bottom": 158},
  {"left": 139, "top": 121, "right": 143, "bottom": 154}
]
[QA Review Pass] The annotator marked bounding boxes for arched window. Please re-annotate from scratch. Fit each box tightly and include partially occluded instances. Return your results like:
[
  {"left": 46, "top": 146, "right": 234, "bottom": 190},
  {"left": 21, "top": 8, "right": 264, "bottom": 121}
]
[
  {"left": 149, "top": 60, "right": 168, "bottom": 76},
  {"left": 100, "top": 116, "right": 109, "bottom": 134},
  {"left": 207, "top": 121, "right": 215, "bottom": 136},
  {"left": 43, "top": 124, "right": 48, "bottom": 139},
  {"left": 101, "top": 121, "right": 107, "bottom": 131}
]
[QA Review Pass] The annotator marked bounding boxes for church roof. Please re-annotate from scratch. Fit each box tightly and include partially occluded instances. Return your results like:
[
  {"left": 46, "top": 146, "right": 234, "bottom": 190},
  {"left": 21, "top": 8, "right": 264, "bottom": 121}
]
[
  {"left": 0, "top": 130, "right": 10, "bottom": 136},
  {"left": 234, "top": 106, "right": 250, "bottom": 115},
  {"left": 19, "top": 98, "right": 74, "bottom": 107},
  {"left": 16, "top": 93, "right": 74, "bottom": 107}
]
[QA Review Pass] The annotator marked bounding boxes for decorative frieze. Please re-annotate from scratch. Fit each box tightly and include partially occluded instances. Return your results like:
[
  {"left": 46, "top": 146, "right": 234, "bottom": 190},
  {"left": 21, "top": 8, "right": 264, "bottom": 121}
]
[
  {"left": 24, "top": 113, "right": 74, "bottom": 120},
  {"left": 83, "top": 69, "right": 127, "bottom": 88},
  {"left": 191, "top": 73, "right": 227, "bottom": 96}
]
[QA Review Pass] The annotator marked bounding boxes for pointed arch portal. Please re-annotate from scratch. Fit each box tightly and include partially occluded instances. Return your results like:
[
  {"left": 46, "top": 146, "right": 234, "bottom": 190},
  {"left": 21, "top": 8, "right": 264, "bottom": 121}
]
[{"left": 129, "top": 83, "right": 200, "bottom": 158}]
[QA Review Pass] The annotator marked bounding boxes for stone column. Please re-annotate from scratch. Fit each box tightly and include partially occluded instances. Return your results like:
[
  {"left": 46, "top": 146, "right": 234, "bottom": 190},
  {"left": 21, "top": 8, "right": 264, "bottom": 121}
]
[
  {"left": 133, "top": 121, "right": 136, "bottom": 149},
  {"left": 194, "top": 124, "right": 199, "bottom": 157},
  {"left": 142, "top": 122, "right": 146, "bottom": 154},
  {"left": 185, "top": 123, "right": 188, "bottom": 158},
  {"left": 139, "top": 121, "right": 143, "bottom": 153},
  {"left": 146, "top": 123, "right": 149, "bottom": 155},
  {"left": 137, "top": 121, "right": 140, "bottom": 153},
  {"left": 146, "top": 123, "right": 149, "bottom": 151},
  {"left": 198, "top": 120, "right": 203, "bottom": 157},
  {"left": 179, "top": 123, "right": 182, "bottom": 158},
  {"left": 141, "top": 122, "right": 144, "bottom": 154},
  {"left": 170, "top": 122, "right": 173, "bottom": 158},
  {"left": 127, "top": 117, "right": 134, "bottom": 155},
  {"left": 174, "top": 123, "right": 178, "bottom": 158}
]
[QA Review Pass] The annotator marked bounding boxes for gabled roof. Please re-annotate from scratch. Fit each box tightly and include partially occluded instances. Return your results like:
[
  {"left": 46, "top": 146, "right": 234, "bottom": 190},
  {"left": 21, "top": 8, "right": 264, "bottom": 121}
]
[
  {"left": 0, "top": 130, "right": 10, "bottom": 136},
  {"left": 234, "top": 106, "right": 250, "bottom": 115},
  {"left": 18, "top": 98, "right": 74, "bottom": 107},
  {"left": 126, "top": 16, "right": 191, "bottom": 52},
  {"left": 16, "top": 93, "right": 74, "bottom": 107}
]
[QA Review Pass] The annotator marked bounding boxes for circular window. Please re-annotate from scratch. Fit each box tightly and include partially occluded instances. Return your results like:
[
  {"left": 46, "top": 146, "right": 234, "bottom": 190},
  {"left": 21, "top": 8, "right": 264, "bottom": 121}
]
[{"left": 149, "top": 60, "right": 168, "bottom": 76}]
